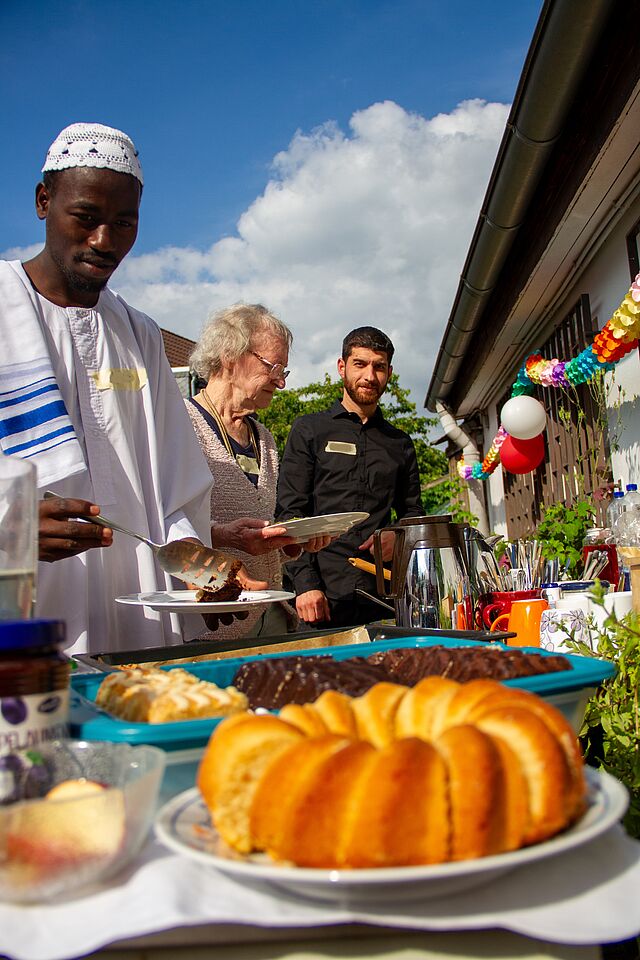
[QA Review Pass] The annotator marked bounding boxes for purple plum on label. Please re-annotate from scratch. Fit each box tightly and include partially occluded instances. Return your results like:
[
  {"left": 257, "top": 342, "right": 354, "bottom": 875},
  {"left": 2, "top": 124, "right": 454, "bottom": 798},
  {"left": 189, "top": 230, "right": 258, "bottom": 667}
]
[{"left": 1, "top": 697, "right": 27, "bottom": 725}]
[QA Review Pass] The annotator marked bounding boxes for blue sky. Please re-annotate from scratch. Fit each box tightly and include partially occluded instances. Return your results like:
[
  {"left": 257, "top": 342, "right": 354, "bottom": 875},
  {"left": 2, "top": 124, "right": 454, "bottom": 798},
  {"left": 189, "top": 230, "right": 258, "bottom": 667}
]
[{"left": 1, "top": 0, "right": 543, "bottom": 403}]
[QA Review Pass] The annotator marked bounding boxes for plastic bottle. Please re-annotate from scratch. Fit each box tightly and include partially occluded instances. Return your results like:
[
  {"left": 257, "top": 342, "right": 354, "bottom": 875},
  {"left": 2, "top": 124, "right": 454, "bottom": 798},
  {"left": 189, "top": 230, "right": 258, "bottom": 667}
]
[
  {"left": 0, "top": 451, "right": 37, "bottom": 620},
  {"left": 606, "top": 490, "right": 625, "bottom": 532},
  {"left": 623, "top": 483, "right": 640, "bottom": 510},
  {"left": 613, "top": 488, "right": 640, "bottom": 591}
]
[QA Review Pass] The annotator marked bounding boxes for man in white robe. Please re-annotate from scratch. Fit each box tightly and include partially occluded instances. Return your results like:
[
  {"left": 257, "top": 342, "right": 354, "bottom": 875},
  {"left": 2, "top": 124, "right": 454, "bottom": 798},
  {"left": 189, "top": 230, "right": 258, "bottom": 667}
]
[{"left": 0, "top": 123, "right": 280, "bottom": 655}]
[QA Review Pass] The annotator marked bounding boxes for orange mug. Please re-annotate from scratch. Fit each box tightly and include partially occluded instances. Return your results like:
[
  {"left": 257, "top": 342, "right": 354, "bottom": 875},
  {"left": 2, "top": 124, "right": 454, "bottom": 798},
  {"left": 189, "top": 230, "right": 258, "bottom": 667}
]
[{"left": 489, "top": 597, "right": 549, "bottom": 647}]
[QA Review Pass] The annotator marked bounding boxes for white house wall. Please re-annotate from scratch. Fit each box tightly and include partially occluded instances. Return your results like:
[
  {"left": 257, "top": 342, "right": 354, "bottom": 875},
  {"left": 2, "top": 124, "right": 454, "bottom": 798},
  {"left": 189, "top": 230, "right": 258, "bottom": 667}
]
[
  {"left": 545, "top": 196, "right": 640, "bottom": 490},
  {"left": 480, "top": 194, "right": 640, "bottom": 533}
]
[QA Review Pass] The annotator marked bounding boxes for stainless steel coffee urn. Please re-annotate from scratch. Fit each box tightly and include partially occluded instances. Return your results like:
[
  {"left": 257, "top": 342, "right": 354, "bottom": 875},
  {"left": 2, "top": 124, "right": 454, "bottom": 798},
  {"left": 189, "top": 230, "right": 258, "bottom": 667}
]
[{"left": 373, "top": 515, "right": 477, "bottom": 629}]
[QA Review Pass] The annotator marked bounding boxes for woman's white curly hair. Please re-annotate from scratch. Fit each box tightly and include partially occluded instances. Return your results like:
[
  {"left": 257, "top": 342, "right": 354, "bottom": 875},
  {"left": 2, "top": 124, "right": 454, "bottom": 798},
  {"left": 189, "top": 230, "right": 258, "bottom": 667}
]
[{"left": 190, "top": 303, "right": 293, "bottom": 381}]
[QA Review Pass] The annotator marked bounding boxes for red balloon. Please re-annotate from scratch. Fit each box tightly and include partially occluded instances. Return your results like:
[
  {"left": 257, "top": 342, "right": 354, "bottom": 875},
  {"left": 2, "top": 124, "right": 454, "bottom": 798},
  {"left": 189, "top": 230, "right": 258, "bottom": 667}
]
[{"left": 500, "top": 433, "right": 545, "bottom": 475}]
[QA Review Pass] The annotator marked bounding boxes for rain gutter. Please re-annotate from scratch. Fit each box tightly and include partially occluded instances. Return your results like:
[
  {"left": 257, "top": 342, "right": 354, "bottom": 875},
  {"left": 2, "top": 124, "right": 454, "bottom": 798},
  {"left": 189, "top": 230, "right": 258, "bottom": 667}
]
[{"left": 425, "top": 0, "right": 614, "bottom": 412}]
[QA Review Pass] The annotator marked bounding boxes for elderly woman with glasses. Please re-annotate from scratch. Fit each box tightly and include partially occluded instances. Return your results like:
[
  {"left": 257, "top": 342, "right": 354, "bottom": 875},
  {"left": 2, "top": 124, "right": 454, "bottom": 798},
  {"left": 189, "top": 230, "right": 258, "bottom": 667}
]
[{"left": 186, "top": 303, "right": 328, "bottom": 640}]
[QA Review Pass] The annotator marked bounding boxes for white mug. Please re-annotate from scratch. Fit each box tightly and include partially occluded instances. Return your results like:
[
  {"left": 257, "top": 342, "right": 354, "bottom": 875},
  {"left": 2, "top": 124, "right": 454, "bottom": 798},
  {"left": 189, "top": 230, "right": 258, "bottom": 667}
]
[
  {"left": 556, "top": 594, "right": 592, "bottom": 614},
  {"left": 590, "top": 591, "right": 633, "bottom": 629},
  {"left": 540, "top": 608, "right": 590, "bottom": 653}
]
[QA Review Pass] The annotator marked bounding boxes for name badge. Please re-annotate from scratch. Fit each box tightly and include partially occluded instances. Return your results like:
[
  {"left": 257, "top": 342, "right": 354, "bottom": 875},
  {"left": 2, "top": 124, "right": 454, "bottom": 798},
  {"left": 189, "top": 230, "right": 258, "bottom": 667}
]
[
  {"left": 325, "top": 441, "right": 357, "bottom": 455},
  {"left": 236, "top": 454, "right": 260, "bottom": 476},
  {"left": 90, "top": 368, "right": 149, "bottom": 391}
]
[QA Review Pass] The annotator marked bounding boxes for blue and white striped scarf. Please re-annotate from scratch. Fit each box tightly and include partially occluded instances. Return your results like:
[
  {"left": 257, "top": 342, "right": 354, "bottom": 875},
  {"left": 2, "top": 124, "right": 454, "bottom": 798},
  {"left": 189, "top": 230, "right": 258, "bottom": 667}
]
[{"left": 0, "top": 260, "right": 85, "bottom": 485}]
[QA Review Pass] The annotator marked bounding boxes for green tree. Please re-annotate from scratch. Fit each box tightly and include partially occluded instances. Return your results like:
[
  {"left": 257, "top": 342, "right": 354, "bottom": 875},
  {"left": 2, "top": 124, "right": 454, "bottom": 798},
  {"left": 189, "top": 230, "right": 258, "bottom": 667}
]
[{"left": 258, "top": 373, "right": 450, "bottom": 514}]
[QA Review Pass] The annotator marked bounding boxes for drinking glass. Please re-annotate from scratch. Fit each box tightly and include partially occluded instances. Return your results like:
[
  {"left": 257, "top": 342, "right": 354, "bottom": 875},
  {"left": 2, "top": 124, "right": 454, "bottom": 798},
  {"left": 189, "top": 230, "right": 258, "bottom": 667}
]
[{"left": 0, "top": 453, "right": 37, "bottom": 619}]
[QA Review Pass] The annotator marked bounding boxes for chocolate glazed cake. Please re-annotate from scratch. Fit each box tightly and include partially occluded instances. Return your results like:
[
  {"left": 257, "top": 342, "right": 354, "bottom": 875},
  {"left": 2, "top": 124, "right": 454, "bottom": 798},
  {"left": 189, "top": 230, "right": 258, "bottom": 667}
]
[
  {"left": 232, "top": 645, "right": 571, "bottom": 710},
  {"left": 366, "top": 645, "right": 571, "bottom": 685},
  {"left": 232, "top": 656, "right": 389, "bottom": 709}
]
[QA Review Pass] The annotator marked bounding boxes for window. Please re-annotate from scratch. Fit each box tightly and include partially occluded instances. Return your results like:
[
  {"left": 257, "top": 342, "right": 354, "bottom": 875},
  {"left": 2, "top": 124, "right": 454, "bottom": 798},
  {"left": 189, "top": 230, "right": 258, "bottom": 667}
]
[{"left": 626, "top": 217, "right": 640, "bottom": 280}]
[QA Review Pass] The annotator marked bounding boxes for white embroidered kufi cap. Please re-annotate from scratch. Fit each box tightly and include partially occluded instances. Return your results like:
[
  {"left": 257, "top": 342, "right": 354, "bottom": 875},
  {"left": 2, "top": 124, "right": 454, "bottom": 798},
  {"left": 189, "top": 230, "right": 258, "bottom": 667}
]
[{"left": 42, "top": 122, "right": 143, "bottom": 185}]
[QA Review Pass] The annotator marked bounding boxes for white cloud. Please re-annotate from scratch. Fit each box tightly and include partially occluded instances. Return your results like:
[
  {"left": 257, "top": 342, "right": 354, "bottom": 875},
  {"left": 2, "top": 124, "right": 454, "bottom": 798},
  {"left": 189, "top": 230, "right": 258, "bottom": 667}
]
[
  {"left": 2, "top": 243, "right": 43, "bottom": 262},
  {"left": 3, "top": 99, "right": 509, "bottom": 408}
]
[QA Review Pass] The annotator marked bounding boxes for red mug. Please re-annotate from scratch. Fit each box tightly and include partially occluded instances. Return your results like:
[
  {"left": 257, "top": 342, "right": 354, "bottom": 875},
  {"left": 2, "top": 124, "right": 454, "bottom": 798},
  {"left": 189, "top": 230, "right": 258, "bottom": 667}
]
[{"left": 477, "top": 589, "right": 542, "bottom": 630}]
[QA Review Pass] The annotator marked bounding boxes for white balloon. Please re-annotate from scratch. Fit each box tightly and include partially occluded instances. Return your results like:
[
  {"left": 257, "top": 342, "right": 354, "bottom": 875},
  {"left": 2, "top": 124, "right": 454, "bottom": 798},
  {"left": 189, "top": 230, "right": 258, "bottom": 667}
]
[{"left": 500, "top": 396, "right": 546, "bottom": 440}]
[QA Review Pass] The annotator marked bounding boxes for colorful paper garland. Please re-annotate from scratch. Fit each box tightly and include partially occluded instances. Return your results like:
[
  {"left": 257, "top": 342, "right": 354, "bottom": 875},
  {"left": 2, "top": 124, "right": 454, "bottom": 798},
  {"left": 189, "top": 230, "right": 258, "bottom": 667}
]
[{"left": 458, "top": 272, "right": 640, "bottom": 481}]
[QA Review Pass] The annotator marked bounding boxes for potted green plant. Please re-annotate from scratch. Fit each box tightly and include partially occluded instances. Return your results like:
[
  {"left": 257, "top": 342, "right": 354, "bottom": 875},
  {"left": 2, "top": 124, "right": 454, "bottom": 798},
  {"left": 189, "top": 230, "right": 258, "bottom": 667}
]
[{"left": 564, "top": 583, "right": 640, "bottom": 838}]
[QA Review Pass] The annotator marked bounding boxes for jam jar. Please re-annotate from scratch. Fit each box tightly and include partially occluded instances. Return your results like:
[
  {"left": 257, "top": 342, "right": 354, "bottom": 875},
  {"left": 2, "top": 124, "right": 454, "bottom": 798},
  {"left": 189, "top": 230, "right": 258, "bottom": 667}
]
[{"left": 0, "top": 620, "right": 69, "bottom": 757}]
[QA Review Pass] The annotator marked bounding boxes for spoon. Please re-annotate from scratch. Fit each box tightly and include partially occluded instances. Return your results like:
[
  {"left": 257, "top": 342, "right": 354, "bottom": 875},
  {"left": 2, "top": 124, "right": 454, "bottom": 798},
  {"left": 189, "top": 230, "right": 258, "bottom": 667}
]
[
  {"left": 43, "top": 491, "right": 232, "bottom": 589},
  {"left": 466, "top": 528, "right": 503, "bottom": 552},
  {"left": 354, "top": 587, "right": 395, "bottom": 614},
  {"left": 484, "top": 534, "right": 504, "bottom": 549}
]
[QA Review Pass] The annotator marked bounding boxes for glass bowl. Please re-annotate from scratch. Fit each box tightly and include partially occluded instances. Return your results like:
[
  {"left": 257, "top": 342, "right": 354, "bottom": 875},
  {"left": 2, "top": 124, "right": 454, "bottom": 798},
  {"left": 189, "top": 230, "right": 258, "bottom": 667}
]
[{"left": 0, "top": 739, "right": 165, "bottom": 902}]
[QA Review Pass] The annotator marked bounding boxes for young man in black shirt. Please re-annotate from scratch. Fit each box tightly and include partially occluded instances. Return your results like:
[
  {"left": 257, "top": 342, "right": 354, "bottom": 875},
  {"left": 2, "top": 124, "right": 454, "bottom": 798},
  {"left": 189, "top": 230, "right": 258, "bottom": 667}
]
[{"left": 276, "top": 327, "right": 423, "bottom": 628}]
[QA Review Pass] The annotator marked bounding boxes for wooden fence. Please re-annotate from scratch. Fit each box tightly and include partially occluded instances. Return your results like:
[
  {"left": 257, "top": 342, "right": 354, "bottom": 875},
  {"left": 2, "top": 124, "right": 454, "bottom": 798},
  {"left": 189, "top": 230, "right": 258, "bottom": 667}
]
[{"left": 502, "top": 295, "right": 612, "bottom": 537}]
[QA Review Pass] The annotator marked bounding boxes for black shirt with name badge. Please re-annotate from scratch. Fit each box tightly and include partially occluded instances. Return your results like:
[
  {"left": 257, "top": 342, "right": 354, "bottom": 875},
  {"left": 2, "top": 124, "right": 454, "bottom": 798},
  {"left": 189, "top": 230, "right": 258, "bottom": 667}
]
[{"left": 276, "top": 400, "right": 423, "bottom": 621}]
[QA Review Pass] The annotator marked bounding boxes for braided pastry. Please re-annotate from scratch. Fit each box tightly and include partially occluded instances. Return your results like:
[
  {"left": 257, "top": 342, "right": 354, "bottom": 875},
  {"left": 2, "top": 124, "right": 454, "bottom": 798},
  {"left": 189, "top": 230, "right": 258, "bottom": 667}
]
[{"left": 96, "top": 666, "right": 247, "bottom": 723}]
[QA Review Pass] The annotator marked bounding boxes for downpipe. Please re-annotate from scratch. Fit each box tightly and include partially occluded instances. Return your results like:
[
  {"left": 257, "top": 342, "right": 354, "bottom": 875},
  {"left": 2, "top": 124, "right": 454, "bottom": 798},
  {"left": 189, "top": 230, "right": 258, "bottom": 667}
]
[{"left": 435, "top": 401, "right": 489, "bottom": 535}]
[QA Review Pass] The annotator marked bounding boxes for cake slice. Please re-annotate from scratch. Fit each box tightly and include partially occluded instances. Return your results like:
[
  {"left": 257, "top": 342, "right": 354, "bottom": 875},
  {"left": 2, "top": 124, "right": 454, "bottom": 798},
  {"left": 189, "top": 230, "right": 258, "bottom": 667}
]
[{"left": 196, "top": 559, "right": 243, "bottom": 603}]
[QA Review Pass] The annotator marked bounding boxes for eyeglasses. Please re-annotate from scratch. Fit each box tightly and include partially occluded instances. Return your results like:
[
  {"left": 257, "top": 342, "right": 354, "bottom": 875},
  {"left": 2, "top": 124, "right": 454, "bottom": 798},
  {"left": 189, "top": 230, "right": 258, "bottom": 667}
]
[{"left": 250, "top": 350, "right": 290, "bottom": 382}]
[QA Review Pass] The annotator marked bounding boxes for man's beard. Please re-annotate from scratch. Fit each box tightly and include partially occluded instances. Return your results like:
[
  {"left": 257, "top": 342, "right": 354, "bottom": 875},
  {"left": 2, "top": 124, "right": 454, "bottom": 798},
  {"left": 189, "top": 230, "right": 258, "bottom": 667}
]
[
  {"left": 343, "top": 378, "right": 386, "bottom": 406},
  {"left": 53, "top": 251, "right": 113, "bottom": 295},
  {"left": 65, "top": 268, "right": 107, "bottom": 294}
]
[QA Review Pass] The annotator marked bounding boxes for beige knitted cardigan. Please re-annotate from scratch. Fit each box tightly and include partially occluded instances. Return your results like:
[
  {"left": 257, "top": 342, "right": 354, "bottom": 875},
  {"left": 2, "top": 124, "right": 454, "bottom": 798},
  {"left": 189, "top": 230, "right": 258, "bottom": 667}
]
[{"left": 185, "top": 401, "right": 296, "bottom": 641}]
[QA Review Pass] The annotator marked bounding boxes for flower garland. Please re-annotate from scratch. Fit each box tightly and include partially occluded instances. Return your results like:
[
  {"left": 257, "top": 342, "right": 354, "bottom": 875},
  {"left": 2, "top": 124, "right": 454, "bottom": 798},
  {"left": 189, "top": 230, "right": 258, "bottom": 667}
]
[{"left": 458, "top": 272, "right": 640, "bottom": 481}]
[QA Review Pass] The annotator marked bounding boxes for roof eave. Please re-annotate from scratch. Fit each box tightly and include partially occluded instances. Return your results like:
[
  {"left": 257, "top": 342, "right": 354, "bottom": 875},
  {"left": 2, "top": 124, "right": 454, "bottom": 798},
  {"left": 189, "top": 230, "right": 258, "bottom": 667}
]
[{"left": 425, "top": 0, "right": 614, "bottom": 412}]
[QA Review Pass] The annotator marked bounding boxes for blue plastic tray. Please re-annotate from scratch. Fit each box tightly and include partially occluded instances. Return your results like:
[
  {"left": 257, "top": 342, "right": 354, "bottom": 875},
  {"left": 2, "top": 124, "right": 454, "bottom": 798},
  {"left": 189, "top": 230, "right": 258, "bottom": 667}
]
[{"left": 69, "top": 636, "right": 616, "bottom": 752}]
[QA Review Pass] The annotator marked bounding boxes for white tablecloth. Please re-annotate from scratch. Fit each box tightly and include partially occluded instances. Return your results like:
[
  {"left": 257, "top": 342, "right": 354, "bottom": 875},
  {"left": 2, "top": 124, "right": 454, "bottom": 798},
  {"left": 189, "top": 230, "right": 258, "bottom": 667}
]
[
  {"left": 1, "top": 826, "right": 639, "bottom": 960},
  {"left": 88, "top": 929, "right": 602, "bottom": 960}
]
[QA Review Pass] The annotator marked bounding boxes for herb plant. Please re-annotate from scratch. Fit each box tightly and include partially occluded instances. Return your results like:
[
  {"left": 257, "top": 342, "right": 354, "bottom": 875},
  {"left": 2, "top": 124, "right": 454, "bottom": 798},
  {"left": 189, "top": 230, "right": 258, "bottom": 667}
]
[{"left": 534, "top": 500, "right": 595, "bottom": 579}]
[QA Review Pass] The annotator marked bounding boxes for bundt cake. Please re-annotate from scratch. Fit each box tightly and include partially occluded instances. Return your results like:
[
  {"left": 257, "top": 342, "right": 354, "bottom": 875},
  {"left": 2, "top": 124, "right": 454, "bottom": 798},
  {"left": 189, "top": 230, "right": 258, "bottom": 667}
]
[{"left": 197, "top": 677, "right": 586, "bottom": 869}]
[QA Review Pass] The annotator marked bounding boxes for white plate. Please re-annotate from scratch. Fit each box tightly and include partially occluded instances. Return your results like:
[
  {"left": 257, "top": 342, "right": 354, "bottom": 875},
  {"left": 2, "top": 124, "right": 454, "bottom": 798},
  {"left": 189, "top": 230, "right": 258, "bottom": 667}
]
[
  {"left": 154, "top": 768, "right": 627, "bottom": 904},
  {"left": 266, "top": 512, "right": 369, "bottom": 543},
  {"left": 115, "top": 589, "right": 295, "bottom": 614}
]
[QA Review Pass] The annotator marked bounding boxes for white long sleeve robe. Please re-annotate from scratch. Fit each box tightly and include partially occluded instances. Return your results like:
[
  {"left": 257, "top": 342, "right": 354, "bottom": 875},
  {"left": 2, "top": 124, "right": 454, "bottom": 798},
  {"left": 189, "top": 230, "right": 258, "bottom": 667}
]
[{"left": 0, "top": 261, "right": 213, "bottom": 656}]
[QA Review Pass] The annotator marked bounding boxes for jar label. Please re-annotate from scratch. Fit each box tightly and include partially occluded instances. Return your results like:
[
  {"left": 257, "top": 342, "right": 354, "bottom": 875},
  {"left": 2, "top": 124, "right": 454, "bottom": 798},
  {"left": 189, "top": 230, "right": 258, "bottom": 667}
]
[{"left": 0, "top": 689, "right": 69, "bottom": 755}]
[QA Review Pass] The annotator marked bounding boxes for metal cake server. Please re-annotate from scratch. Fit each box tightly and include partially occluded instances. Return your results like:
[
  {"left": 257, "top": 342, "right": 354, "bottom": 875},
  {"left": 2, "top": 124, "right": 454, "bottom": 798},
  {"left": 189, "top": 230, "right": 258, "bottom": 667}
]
[{"left": 43, "top": 490, "right": 229, "bottom": 589}]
